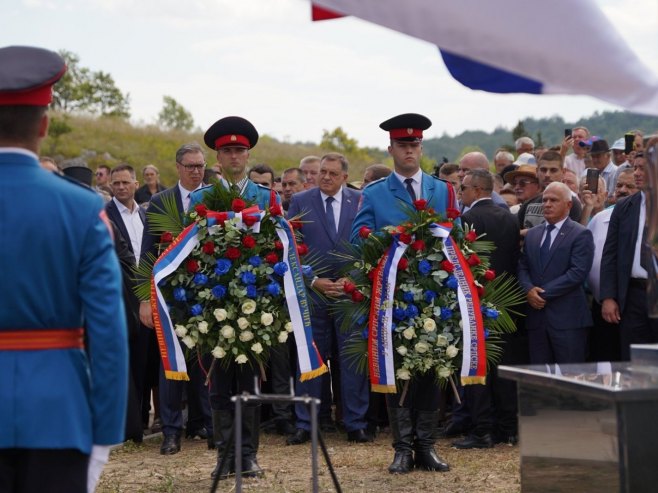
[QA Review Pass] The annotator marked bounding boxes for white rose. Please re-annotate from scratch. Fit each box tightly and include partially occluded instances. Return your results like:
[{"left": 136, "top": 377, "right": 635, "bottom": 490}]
[
  {"left": 214, "top": 308, "right": 227, "bottom": 322},
  {"left": 251, "top": 342, "right": 264, "bottom": 354},
  {"left": 211, "top": 346, "right": 226, "bottom": 359},
  {"left": 423, "top": 318, "right": 436, "bottom": 332},
  {"left": 198, "top": 321, "right": 209, "bottom": 334},
  {"left": 182, "top": 336, "right": 195, "bottom": 349},
  {"left": 174, "top": 325, "right": 187, "bottom": 337},
  {"left": 285, "top": 321, "right": 293, "bottom": 333},
  {"left": 396, "top": 368, "right": 411, "bottom": 380},
  {"left": 239, "top": 330, "right": 254, "bottom": 342},
  {"left": 235, "top": 354, "right": 248, "bottom": 364},
  {"left": 415, "top": 342, "right": 429, "bottom": 354},
  {"left": 278, "top": 331, "right": 289, "bottom": 343},
  {"left": 396, "top": 345, "right": 408, "bottom": 356},
  {"left": 436, "top": 334, "right": 449, "bottom": 346},
  {"left": 438, "top": 366, "right": 452, "bottom": 378},
  {"left": 242, "top": 299, "right": 257, "bottom": 315},
  {"left": 220, "top": 325, "right": 235, "bottom": 339},
  {"left": 446, "top": 345, "right": 459, "bottom": 358},
  {"left": 260, "top": 312, "right": 274, "bottom": 326},
  {"left": 402, "top": 327, "right": 416, "bottom": 340},
  {"left": 237, "top": 317, "right": 250, "bottom": 330}
]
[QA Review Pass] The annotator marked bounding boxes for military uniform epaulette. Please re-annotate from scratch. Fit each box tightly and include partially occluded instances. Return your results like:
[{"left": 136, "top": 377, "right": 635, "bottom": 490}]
[
  {"left": 254, "top": 182, "right": 273, "bottom": 192},
  {"left": 53, "top": 172, "right": 99, "bottom": 193},
  {"left": 363, "top": 177, "right": 387, "bottom": 189}
]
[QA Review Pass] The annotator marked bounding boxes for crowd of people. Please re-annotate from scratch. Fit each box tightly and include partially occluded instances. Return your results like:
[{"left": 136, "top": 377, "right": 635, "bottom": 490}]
[{"left": 3, "top": 46, "right": 658, "bottom": 491}]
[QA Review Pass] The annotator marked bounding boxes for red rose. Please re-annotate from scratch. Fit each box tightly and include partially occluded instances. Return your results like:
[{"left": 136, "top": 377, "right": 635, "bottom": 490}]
[
  {"left": 297, "top": 244, "right": 309, "bottom": 256},
  {"left": 289, "top": 220, "right": 303, "bottom": 230},
  {"left": 274, "top": 240, "right": 283, "bottom": 250},
  {"left": 186, "top": 259, "right": 199, "bottom": 273},
  {"left": 194, "top": 204, "right": 208, "bottom": 217},
  {"left": 367, "top": 270, "right": 376, "bottom": 281},
  {"left": 231, "top": 198, "right": 246, "bottom": 212},
  {"left": 410, "top": 239, "right": 426, "bottom": 252},
  {"left": 359, "top": 226, "right": 372, "bottom": 239},
  {"left": 413, "top": 199, "right": 427, "bottom": 210},
  {"left": 467, "top": 253, "right": 481, "bottom": 266},
  {"left": 269, "top": 204, "right": 283, "bottom": 216},
  {"left": 484, "top": 269, "right": 496, "bottom": 281},
  {"left": 399, "top": 233, "right": 412, "bottom": 244},
  {"left": 265, "top": 252, "right": 279, "bottom": 264},
  {"left": 397, "top": 258, "right": 408, "bottom": 270},
  {"left": 343, "top": 281, "right": 356, "bottom": 294},
  {"left": 441, "top": 260, "right": 454, "bottom": 273},
  {"left": 242, "top": 235, "right": 256, "bottom": 249},
  {"left": 225, "top": 247, "right": 241, "bottom": 260},
  {"left": 243, "top": 214, "right": 258, "bottom": 227},
  {"left": 160, "top": 231, "right": 173, "bottom": 243},
  {"left": 202, "top": 241, "right": 215, "bottom": 255},
  {"left": 446, "top": 208, "right": 461, "bottom": 220},
  {"left": 351, "top": 290, "right": 365, "bottom": 302},
  {"left": 465, "top": 230, "right": 477, "bottom": 242},
  {"left": 476, "top": 285, "right": 485, "bottom": 297}
]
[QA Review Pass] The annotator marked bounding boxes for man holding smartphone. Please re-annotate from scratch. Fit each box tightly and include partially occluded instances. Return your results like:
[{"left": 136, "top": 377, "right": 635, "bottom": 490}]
[
  {"left": 586, "top": 139, "right": 618, "bottom": 201},
  {"left": 562, "top": 126, "right": 590, "bottom": 177}
]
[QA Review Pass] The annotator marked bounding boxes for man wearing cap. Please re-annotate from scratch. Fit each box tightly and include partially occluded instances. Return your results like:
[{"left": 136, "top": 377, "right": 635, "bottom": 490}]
[
  {"left": 351, "top": 113, "right": 452, "bottom": 475},
  {"left": 189, "top": 116, "right": 280, "bottom": 480},
  {"left": 586, "top": 139, "right": 618, "bottom": 202},
  {"left": 0, "top": 46, "right": 128, "bottom": 493},
  {"left": 505, "top": 164, "right": 541, "bottom": 210}
]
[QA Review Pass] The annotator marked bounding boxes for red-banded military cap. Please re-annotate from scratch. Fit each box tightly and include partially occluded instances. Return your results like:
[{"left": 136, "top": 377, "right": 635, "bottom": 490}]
[
  {"left": 204, "top": 116, "right": 259, "bottom": 151},
  {"left": 379, "top": 113, "right": 432, "bottom": 141},
  {"left": 0, "top": 46, "right": 66, "bottom": 106}
]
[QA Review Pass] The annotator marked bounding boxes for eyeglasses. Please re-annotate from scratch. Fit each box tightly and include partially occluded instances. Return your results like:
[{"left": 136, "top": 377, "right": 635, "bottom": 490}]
[
  {"left": 512, "top": 179, "right": 537, "bottom": 187},
  {"left": 178, "top": 163, "right": 206, "bottom": 171}
]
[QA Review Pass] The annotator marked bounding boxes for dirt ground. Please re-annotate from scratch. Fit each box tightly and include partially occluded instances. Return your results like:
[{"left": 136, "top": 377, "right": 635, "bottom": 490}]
[{"left": 97, "top": 430, "right": 520, "bottom": 493}]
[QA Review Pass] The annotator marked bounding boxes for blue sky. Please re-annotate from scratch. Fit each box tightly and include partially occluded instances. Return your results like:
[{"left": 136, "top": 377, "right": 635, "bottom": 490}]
[{"left": 3, "top": 0, "right": 657, "bottom": 148}]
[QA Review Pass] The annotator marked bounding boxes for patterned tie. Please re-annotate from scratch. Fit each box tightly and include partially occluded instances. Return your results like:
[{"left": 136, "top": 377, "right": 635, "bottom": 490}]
[
  {"left": 404, "top": 178, "right": 417, "bottom": 202},
  {"left": 540, "top": 224, "right": 555, "bottom": 269},
  {"left": 325, "top": 196, "right": 337, "bottom": 241}
]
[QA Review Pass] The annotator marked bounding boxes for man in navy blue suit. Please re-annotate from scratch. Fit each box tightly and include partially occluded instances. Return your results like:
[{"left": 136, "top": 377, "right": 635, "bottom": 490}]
[
  {"left": 286, "top": 153, "right": 370, "bottom": 445},
  {"left": 351, "top": 113, "right": 454, "bottom": 475},
  {"left": 518, "top": 182, "right": 594, "bottom": 364}
]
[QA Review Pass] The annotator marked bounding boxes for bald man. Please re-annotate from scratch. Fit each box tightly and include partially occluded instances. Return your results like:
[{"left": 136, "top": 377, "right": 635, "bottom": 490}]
[{"left": 458, "top": 152, "right": 509, "bottom": 211}]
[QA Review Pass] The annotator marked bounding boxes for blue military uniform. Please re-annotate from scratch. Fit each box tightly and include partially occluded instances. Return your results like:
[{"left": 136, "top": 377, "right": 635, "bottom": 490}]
[{"left": 190, "top": 178, "right": 280, "bottom": 211}]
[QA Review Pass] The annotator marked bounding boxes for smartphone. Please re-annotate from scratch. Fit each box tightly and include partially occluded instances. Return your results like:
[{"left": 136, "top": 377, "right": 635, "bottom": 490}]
[
  {"left": 564, "top": 128, "right": 572, "bottom": 138},
  {"left": 625, "top": 133, "right": 635, "bottom": 154},
  {"left": 586, "top": 168, "right": 600, "bottom": 194}
]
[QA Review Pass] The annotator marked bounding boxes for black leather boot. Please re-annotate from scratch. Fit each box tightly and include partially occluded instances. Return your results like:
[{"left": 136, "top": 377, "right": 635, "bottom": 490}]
[
  {"left": 414, "top": 410, "right": 450, "bottom": 472},
  {"left": 387, "top": 407, "right": 414, "bottom": 474},
  {"left": 210, "top": 410, "right": 235, "bottom": 480},
  {"left": 241, "top": 405, "right": 264, "bottom": 478}
]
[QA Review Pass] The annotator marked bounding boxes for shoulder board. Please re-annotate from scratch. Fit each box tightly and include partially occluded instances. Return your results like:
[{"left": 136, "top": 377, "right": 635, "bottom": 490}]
[
  {"left": 254, "top": 182, "right": 272, "bottom": 191},
  {"left": 53, "top": 173, "right": 98, "bottom": 194},
  {"left": 363, "top": 176, "right": 387, "bottom": 189}
]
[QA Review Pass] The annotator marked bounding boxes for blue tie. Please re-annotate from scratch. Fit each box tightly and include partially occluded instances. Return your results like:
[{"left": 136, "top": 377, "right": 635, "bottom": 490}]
[
  {"left": 540, "top": 224, "right": 555, "bottom": 269},
  {"left": 404, "top": 178, "right": 417, "bottom": 202},
  {"left": 325, "top": 196, "right": 337, "bottom": 241}
]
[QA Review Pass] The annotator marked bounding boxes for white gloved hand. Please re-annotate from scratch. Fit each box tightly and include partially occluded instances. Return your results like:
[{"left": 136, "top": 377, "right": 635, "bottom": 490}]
[{"left": 87, "top": 445, "right": 111, "bottom": 493}]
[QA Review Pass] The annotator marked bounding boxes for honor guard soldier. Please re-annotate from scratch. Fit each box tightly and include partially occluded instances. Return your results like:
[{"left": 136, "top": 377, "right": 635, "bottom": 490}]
[
  {"left": 0, "top": 46, "right": 128, "bottom": 493},
  {"left": 351, "top": 113, "right": 455, "bottom": 474},
  {"left": 191, "top": 116, "right": 281, "bottom": 480}
]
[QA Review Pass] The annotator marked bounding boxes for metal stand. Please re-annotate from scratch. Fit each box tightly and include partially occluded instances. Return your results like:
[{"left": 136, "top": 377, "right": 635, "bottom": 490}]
[{"left": 209, "top": 377, "right": 342, "bottom": 493}]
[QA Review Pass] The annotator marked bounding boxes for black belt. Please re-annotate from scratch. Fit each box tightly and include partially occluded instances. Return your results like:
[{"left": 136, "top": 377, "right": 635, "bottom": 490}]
[{"left": 629, "top": 278, "right": 647, "bottom": 288}]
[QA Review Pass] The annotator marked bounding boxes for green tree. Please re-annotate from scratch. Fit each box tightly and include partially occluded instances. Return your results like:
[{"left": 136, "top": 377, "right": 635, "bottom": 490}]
[
  {"left": 511, "top": 120, "right": 528, "bottom": 141},
  {"left": 320, "top": 127, "right": 360, "bottom": 154},
  {"left": 157, "top": 96, "right": 194, "bottom": 131},
  {"left": 52, "top": 50, "right": 130, "bottom": 118},
  {"left": 46, "top": 115, "right": 72, "bottom": 154}
]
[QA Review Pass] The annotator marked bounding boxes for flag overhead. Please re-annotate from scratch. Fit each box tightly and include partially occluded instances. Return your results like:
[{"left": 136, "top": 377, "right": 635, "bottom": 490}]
[{"left": 311, "top": 0, "right": 658, "bottom": 116}]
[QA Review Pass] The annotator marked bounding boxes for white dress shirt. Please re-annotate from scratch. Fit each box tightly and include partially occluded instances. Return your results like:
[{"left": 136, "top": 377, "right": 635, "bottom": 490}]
[
  {"left": 630, "top": 192, "right": 648, "bottom": 279},
  {"left": 112, "top": 197, "right": 144, "bottom": 264},
  {"left": 393, "top": 169, "right": 423, "bottom": 200},
  {"left": 320, "top": 188, "right": 343, "bottom": 232}
]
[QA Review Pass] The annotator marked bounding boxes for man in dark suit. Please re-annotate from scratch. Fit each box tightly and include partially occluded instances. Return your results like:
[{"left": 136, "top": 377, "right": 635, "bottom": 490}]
[
  {"left": 286, "top": 153, "right": 370, "bottom": 445},
  {"left": 139, "top": 143, "right": 212, "bottom": 455},
  {"left": 451, "top": 169, "right": 523, "bottom": 449},
  {"left": 351, "top": 113, "right": 453, "bottom": 475},
  {"left": 518, "top": 182, "right": 594, "bottom": 364},
  {"left": 600, "top": 152, "right": 658, "bottom": 360}
]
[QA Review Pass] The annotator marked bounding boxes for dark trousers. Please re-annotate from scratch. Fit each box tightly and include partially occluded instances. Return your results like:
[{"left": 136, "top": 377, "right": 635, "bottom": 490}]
[
  {"left": 268, "top": 341, "right": 294, "bottom": 422},
  {"left": 620, "top": 283, "right": 658, "bottom": 360},
  {"left": 0, "top": 449, "right": 88, "bottom": 493},
  {"left": 386, "top": 372, "right": 441, "bottom": 411},
  {"left": 209, "top": 360, "right": 259, "bottom": 410},
  {"left": 528, "top": 324, "right": 588, "bottom": 364},
  {"left": 589, "top": 300, "right": 621, "bottom": 362}
]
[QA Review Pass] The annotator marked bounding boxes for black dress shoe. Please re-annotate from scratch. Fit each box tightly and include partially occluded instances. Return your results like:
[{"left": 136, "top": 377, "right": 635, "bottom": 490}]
[
  {"left": 388, "top": 451, "right": 414, "bottom": 474},
  {"left": 347, "top": 429, "right": 374, "bottom": 443},
  {"left": 452, "top": 433, "right": 494, "bottom": 449},
  {"left": 275, "top": 420, "right": 297, "bottom": 436},
  {"left": 414, "top": 449, "right": 450, "bottom": 472},
  {"left": 242, "top": 456, "right": 264, "bottom": 478},
  {"left": 185, "top": 427, "right": 209, "bottom": 440},
  {"left": 438, "top": 421, "right": 470, "bottom": 438},
  {"left": 286, "top": 428, "right": 310, "bottom": 445},
  {"left": 160, "top": 434, "right": 181, "bottom": 455}
]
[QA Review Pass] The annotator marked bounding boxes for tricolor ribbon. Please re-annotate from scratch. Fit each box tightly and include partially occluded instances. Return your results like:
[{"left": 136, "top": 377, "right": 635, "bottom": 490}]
[
  {"left": 368, "top": 237, "right": 408, "bottom": 393},
  {"left": 273, "top": 216, "right": 328, "bottom": 381},
  {"left": 151, "top": 206, "right": 326, "bottom": 381},
  {"left": 430, "top": 222, "right": 487, "bottom": 385}
]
